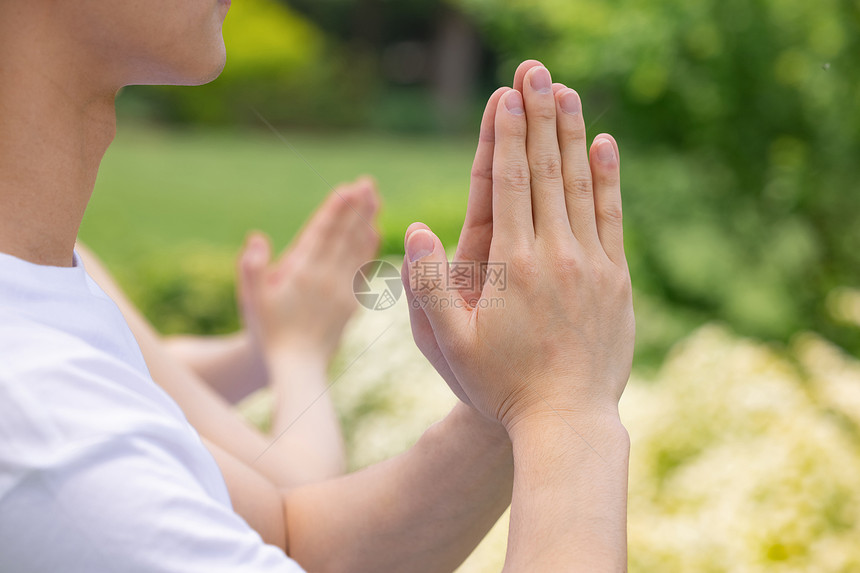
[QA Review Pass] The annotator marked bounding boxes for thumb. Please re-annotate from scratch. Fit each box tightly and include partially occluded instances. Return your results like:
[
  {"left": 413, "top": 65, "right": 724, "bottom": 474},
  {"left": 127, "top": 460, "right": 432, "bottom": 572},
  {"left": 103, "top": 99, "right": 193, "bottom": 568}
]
[{"left": 405, "top": 227, "right": 469, "bottom": 342}]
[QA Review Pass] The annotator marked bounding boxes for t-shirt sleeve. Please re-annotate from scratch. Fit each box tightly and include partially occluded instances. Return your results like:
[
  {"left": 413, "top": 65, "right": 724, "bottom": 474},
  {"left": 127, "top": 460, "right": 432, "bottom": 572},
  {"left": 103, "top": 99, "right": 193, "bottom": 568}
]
[
  {"left": 0, "top": 429, "right": 305, "bottom": 573},
  {"left": 0, "top": 321, "right": 306, "bottom": 573}
]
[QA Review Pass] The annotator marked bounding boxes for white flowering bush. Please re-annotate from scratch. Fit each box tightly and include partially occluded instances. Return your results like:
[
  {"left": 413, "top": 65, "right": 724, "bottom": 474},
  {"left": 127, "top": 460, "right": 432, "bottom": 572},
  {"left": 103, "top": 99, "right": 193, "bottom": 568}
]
[
  {"left": 625, "top": 326, "right": 860, "bottom": 572},
  {"left": 241, "top": 292, "right": 860, "bottom": 572}
]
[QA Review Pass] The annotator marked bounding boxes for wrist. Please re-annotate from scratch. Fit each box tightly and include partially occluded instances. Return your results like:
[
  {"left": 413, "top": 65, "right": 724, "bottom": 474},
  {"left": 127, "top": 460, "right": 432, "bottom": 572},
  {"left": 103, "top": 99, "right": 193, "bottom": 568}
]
[
  {"left": 263, "top": 348, "right": 330, "bottom": 388},
  {"left": 505, "top": 403, "right": 628, "bottom": 457},
  {"left": 451, "top": 402, "right": 511, "bottom": 450}
]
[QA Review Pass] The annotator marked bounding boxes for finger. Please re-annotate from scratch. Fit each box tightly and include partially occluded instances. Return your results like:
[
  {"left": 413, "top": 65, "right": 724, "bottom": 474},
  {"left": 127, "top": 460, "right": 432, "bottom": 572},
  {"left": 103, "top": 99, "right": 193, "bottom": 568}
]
[
  {"left": 399, "top": 255, "right": 470, "bottom": 404},
  {"left": 406, "top": 221, "right": 431, "bottom": 239},
  {"left": 412, "top": 221, "right": 480, "bottom": 306},
  {"left": 329, "top": 190, "right": 381, "bottom": 267},
  {"left": 552, "top": 82, "right": 566, "bottom": 95},
  {"left": 522, "top": 66, "right": 569, "bottom": 236},
  {"left": 283, "top": 185, "right": 349, "bottom": 262},
  {"left": 492, "top": 90, "right": 534, "bottom": 248},
  {"left": 305, "top": 179, "right": 378, "bottom": 263},
  {"left": 589, "top": 134, "right": 625, "bottom": 265},
  {"left": 402, "top": 222, "right": 435, "bottom": 338},
  {"left": 513, "top": 59, "right": 545, "bottom": 93},
  {"left": 350, "top": 175, "right": 382, "bottom": 220},
  {"left": 556, "top": 88, "right": 600, "bottom": 251},
  {"left": 237, "top": 232, "right": 272, "bottom": 314},
  {"left": 405, "top": 228, "right": 470, "bottom": 343},
  {"left": 457, "top": 87, "right": 511, "bottom": 265}
]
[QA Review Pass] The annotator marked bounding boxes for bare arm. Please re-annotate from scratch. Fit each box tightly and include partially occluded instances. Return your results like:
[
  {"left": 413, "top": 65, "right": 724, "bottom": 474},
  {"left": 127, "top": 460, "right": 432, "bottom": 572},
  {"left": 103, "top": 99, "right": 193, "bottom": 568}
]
[
  {"left": 284, "top": 403, "right": 512, "bottom": 572},
  {"left": 504, "top": 414, "right": 629, "bottom": 571},
  {"left": 165, "top": 332, "right": 266, "bottom": 404},
  {"left": 201, "top": 402, "right": 512, "bottom": 572}
]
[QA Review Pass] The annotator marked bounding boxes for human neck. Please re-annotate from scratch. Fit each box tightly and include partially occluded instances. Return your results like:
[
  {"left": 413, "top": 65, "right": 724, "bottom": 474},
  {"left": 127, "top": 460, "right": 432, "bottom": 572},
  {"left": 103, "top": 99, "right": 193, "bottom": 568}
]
[{"left": 0, "top": 13, "right": 118, "bottom": 267}]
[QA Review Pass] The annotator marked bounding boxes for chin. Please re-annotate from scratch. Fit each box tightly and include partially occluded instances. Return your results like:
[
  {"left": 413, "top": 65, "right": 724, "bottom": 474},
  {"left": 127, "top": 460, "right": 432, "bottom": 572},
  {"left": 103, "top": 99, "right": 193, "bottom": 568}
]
[
  {"left": 132, "top": 40, "right": 227, "bottom": 87},
  {"left": 187, "top": 48, "right": 227, "bottom": 86}
]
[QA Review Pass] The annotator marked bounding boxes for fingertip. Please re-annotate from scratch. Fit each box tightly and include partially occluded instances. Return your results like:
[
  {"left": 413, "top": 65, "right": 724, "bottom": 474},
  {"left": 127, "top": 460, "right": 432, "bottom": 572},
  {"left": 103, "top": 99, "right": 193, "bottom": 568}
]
[
  {"left": 242, "top": 232, "right": 270, "bottom": 272},
  {"left": 245, "top": 231, "right": 268, "bottom": 250},
  {"left": 601, "top": 133, "right": 621, "bottom": 163},
  {"left": 557, "top": 89, "right": 582, "bottom": 116},
  {"left": 524, "top": 65, "right": 553, "bottom": 94},
  {"left": 406, "top": 229, "right": 438, "bottom": 263},
  {"left": 501, "top": 90, "right": 525, "bottom": 116},
  {"left": 595, "top": 133, "right": 618, "bottom": 147},
  {"left": 592, "top": 135, "right": 620, "bottom": 169},
  {"left": 490, "top": 86, "right": 512, "bottom": 101},
  {"left": 356, "top": 174, "right": 378, "bottom": 192},
  {"left": 356, "top": 175, "right": 382, "bottom": 215},
  {"left": 552, "top": 82, "right": 566, "bottom": 95},
  {"left": 479, "top": 87, "right": 511, "bottom": 142},
  {"left": 513, "top": 59, "right": 545, "bottom": 92},
  {"left": 405, "top": 222, "right": 431, "bottom": 241}
]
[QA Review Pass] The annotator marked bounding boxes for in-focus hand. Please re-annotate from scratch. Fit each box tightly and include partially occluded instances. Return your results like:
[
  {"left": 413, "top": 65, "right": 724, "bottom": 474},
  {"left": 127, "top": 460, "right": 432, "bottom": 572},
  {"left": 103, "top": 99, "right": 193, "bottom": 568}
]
[
  {"left": 239, "top": 178, "right": 381, "bottom": 364},
  {"left": 403, "top": 63, "right": 634, "bottom": 430}
]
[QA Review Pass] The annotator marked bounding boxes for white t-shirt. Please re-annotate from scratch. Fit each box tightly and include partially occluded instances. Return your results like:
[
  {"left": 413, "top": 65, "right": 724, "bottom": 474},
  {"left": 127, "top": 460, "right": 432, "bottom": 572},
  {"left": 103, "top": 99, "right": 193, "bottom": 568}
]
[{"left": 0, "top": 250, "right": 304, "bottom": 572}]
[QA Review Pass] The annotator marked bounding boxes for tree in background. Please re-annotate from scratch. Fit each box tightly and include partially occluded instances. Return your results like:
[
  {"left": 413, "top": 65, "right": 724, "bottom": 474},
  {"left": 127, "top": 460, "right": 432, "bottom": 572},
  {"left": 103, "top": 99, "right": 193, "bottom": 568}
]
[{"left": 284, "top": 0, "right": 489, "bottom": 129}]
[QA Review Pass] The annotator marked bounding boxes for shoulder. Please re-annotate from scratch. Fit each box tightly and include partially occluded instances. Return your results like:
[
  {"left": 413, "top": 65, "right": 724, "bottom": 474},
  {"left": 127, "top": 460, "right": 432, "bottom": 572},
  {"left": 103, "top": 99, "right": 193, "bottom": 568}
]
[
  {"left": 0, "top": 309, "right": 184, "bottom": 431},
  {"left": 0, "top": 310, "right": 200, "bottom": 493}
]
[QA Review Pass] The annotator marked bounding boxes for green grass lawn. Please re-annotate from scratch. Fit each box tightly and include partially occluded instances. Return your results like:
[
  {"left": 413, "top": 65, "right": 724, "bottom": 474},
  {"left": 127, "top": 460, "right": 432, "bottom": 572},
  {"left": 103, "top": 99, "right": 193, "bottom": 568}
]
[{"left": 81, "top": 123, "right": 479, "bottom": 266}]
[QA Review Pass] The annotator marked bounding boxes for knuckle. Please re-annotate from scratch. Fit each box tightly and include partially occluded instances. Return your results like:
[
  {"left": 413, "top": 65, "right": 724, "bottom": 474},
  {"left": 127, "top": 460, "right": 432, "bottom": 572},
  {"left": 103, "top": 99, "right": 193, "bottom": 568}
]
[
  {"left": 495, "top": 162, "right": 531, "bottom": 191},
  {"left": 550, "top": 250, "right": 584, "bottom": 280},
  {"left": 565, "top": 174, "right": 594, "bottom": 199},
  {"left": 478, "top": 126, "right": 495, "bottom": 144},
  {"left": 598, "top": 168, "right": 621, "bottom": 187},
  {"left": 559, "top": 116, "right": 587, "bottom": 141},
  {"left": 471, "top": 164, "right": 493, "bottom": 183},
  {"left": 530, "top": 155, "right": 563, "bottom": 183},
  {"left": 531, "top": 104, "right": 557, "bottom": 122},
  {"left": 499, "top": 112, "right": 528, "bottom": 138},
  {"left": 509, "top": 248, "right": 538, "bottom": 282},
  {"left": 598, "top": 201, "right": 624, "bottom": 224}
]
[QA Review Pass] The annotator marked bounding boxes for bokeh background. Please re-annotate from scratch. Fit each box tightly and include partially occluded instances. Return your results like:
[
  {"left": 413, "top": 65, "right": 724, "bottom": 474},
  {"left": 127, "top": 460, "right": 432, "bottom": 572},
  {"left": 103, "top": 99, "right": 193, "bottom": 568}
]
[{"left": 79, "top": 0, "right": 860, "bottom": 570}]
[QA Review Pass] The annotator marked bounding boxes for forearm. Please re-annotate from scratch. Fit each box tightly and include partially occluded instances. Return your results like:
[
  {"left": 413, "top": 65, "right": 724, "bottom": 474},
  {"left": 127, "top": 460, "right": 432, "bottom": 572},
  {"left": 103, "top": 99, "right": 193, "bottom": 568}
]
[
  {"left": 266, "top": 353, "right": 346, "bottom": 481},
  {"left": 284, "top": 403, "right": 513, "bottom": 572},
  {"left": 165, "top": 332, "right": 267, "bottom": 404},
  {"left": 503, "top": 411, "right": 630, "bottom": 572}
]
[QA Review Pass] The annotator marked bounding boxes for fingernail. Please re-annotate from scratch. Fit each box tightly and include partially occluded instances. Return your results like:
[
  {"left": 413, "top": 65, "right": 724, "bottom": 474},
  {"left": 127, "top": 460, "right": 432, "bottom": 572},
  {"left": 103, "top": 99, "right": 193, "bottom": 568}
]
[
  {"left": 529, "top": 67, "right": 552, "bottom": 94},
  {"left": 596, "top": 139, "right": 616, "bottom": 163},
  {"left": 505, "top": 90, "right": 525, "bottom": 115},
  {"left": 407, "top": 230, "right": 435, "bottom": 262},
  {"left": 561, "top": 90, "right": 581, "bottom": 115}
]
